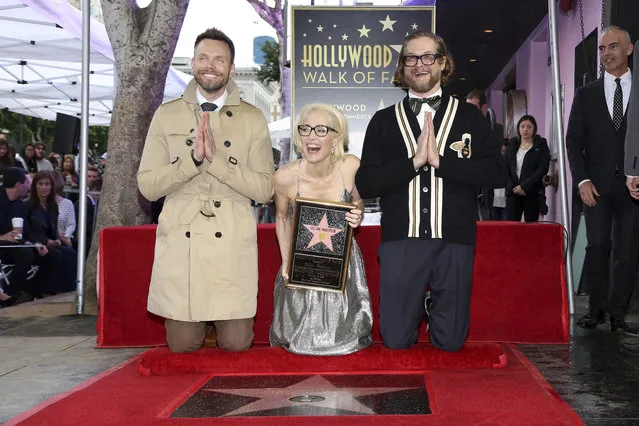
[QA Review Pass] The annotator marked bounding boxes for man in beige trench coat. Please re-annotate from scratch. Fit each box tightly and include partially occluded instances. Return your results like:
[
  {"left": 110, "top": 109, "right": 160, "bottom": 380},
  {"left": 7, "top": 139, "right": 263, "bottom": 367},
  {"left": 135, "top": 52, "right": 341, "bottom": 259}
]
[{"left": 137, "top": 28, "right": 274, "bottom": 353}]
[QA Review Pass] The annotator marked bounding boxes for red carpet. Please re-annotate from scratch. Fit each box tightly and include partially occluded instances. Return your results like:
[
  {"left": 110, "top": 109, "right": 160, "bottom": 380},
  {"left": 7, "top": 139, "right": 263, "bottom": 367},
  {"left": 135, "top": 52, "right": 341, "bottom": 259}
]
[
  {"left": 97, "top": 222, "right": 568, "bottom": 348},
  {"left": 137, "top": 342, "right": 508, "bottom": 376},
  {"left": 6, "top": 344, "right": 582, "bottom": 425}
]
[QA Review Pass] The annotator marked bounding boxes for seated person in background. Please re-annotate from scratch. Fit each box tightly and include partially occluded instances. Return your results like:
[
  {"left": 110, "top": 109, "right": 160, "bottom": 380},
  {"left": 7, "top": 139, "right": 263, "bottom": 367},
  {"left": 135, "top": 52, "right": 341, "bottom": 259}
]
[
  {"left": 0, "top": 168, "right": 48, "bottom": 306},
  {"left": 52, "top": 172, "right": 76, "bottom": 248},
  {"left": 270, "top": 103, "right": 373, "bottom": 356},
  {"left": 73, "top": 170, "right": 100, "bottom": 256},
  {"left": 25, "top": 172, "right": 77, "bottom": 295},
  {"left": 18, "top": 144, "right": 38, "bottom": 174},
  {"left": 505, "top": 115, "right": 550, "bottom": 223}
]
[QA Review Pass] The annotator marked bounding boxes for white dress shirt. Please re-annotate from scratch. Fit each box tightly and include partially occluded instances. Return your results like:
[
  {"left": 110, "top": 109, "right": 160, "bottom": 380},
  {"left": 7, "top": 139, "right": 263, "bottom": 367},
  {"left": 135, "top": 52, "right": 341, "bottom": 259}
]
[
  {"left": 408, "top": 88, "right": 443, "bottom": 130},
  {"left": 196, "top": 88, "right": 227, "bottom": 110}
]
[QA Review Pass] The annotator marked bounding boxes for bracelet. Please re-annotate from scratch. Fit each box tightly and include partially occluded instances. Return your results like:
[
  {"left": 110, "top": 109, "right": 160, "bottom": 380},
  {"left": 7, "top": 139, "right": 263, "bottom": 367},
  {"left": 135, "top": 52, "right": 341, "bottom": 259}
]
[{"left": 191, "top": 149, "right": 204, "bottom": 166}]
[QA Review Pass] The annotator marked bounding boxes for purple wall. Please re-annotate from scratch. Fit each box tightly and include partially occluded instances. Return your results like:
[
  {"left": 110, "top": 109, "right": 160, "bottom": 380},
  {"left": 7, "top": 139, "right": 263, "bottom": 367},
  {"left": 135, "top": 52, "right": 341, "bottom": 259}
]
[{"left": 487, "top": 1, "right": 603, "bottom": 224}]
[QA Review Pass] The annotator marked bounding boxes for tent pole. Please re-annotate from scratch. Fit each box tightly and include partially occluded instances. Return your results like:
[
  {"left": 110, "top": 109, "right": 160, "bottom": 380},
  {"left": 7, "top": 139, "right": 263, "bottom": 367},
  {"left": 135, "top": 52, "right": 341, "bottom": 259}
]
[
  {"left": 548, "top": 0, "right": 575, "bottom": 315},
  {"left": 75, "top": 0, "right": 90, "bottom": 315}
]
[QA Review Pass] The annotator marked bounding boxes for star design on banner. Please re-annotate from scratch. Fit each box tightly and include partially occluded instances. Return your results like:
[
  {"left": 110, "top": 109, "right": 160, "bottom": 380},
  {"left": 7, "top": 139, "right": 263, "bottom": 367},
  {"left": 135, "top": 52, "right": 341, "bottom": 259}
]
[
  {"left": 358, "top": 24, "right": 371, "bottom": 38},
  {"left": 342, "top": 33, "right": 349, "bottom": 40},
  {"left": 304, "top": 214, "right": 343, "bottom": 252},
  {"left": 308, "top": 18, "right": 312, "bottom": 23},
  {"left": 411, "top": 23, "right": 419, "bottom": 30},
  {"left": 379, "top": 14, "right": 397, "bottom": 32},
  {"left": 328, "top": 36, "right": 332, "bottom": 40},
  {"left": 303, "top": 33, "right": 307, "bottom": 37},
  {"left": 206, "top": 375, "right": 417, "bottom": 417},
  {"left": 317, "top": 25, "right": 324, "bottom": 32},
  {"left": 333, "top": 24, "right": 337, "bottom": 28}
]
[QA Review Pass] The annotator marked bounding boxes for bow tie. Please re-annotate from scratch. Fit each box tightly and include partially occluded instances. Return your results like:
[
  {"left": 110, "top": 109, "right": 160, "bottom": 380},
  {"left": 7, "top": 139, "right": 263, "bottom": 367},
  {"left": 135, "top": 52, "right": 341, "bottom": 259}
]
[
  {"left": 201, "top": 102, "right": 218, "bottom": 112},
  {"left": 409, "top": 95, "right": 441, "bottom": 115}
]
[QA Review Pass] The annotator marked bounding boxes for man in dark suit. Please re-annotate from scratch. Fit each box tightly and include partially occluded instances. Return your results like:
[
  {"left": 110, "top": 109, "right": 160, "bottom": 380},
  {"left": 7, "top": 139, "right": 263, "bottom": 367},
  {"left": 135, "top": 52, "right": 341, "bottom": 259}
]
[
  {"left": 566, "top": 26, "right": 639, "bottom": 333},
  {"left": 356, "top": 31, "right": 506, "bottom": 352}
]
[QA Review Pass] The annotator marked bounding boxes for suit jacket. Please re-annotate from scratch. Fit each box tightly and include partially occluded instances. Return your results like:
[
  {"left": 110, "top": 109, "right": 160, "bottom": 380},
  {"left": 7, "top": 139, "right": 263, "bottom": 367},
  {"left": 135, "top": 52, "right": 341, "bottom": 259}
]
[
  {"left": 505, "top": 135, "right": 550, "bottom": 196},
  {"left": 624, "top": 42, "right": 639, "bottom": 176},
  {"left": 355, "top": 92, "right": 507, "bottom": 246},
  {"left": 566, "top": 77, "right": 629, "bottom": 195}
]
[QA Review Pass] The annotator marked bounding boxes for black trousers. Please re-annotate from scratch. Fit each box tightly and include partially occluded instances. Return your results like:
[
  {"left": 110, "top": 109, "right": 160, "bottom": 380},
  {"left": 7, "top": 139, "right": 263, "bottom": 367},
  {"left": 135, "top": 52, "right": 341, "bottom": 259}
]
[
  {"left": 378, "top": 238, "right": 475, "bottom": 352},
  {"left": 583, "top": 175, "right": 639, "bottom": 318},
  {"left": 0, "top": 247, "right": 36, "bottom": 296},
  {"left": 506, "top": 194, "right": 540, "bottom": 222}
]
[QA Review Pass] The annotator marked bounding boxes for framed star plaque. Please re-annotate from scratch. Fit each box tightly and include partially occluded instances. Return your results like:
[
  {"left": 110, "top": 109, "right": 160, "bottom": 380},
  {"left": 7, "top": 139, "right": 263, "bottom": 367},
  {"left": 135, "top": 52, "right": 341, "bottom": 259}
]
[{"left": 286, "top": 197, "right": 356, "bottom": 293}]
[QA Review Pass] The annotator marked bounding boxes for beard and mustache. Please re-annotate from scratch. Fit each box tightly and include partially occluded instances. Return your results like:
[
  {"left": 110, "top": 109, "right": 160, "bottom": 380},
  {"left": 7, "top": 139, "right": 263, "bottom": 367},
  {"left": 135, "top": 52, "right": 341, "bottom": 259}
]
[
  {"left": 194, "top": 70, "right": 229, "bottom": 95},
  {"left": 404, "top": 66, "right": 442, "bottom": 94}
]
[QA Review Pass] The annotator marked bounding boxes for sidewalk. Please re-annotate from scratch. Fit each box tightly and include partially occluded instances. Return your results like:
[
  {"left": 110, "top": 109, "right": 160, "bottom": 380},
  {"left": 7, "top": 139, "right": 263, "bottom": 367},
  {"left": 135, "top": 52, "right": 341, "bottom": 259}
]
[{"left": 0, "top": 293, "right": 144, "bottom": 423}]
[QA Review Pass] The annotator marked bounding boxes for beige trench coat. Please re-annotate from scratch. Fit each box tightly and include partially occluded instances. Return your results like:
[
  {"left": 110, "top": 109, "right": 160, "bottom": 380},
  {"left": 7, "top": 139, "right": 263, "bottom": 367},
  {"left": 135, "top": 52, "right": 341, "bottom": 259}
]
[{"left": 137, "top": 79, "right": 274, "bottom": 322}]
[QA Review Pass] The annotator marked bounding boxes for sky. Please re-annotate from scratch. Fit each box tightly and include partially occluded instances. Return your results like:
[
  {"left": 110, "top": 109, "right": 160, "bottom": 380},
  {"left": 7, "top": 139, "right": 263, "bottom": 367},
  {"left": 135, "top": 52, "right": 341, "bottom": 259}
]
[{"left": 136, "top": 0, "right": 405, "bottom": 67}]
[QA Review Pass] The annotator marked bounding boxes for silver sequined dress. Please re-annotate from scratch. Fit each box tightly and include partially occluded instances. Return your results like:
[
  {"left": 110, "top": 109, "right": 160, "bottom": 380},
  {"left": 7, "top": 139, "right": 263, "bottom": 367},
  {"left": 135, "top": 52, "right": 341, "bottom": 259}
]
[{"left": 270, "top": 183, "right": 373, "bottom": 356}]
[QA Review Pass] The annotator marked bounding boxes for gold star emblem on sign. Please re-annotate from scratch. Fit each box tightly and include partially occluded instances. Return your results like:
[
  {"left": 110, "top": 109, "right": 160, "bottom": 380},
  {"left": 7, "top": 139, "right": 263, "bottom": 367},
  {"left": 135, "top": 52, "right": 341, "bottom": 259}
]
[
  {"left": 317, "top": 25, "right": 324, "bottom": 32},
  {"left": 358, "top": 25, "right": 371, "bottom": 38},
  {"left": 379, "top": 15, "right": 396, "bottom": 32}
]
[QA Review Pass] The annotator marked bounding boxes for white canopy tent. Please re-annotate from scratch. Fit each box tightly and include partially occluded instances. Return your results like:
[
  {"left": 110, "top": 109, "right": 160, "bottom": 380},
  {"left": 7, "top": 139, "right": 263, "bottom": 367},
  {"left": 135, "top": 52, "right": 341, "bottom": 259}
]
[
  {"left": 268, "top": 116, "right": 291, "bottom": 141},
  {"left": 0, "top": 0, "right": 190, "bottom": 126}
]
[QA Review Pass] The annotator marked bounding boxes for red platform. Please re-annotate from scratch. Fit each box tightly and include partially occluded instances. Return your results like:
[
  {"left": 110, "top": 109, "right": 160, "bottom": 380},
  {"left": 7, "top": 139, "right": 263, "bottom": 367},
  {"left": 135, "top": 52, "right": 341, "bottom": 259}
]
[{"left": 97, "top": 222, "right": 569, "bottom": 347}]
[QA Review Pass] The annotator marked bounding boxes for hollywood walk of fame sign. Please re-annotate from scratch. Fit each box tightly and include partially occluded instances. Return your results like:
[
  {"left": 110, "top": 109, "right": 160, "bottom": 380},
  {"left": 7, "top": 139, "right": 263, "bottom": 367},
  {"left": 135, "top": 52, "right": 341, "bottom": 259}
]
[
  {"left": 286, "top": 197, "right": 356, "bottom": 293},
  {"left": 291, "top": 6, "right": 435, "bottom": 159}
]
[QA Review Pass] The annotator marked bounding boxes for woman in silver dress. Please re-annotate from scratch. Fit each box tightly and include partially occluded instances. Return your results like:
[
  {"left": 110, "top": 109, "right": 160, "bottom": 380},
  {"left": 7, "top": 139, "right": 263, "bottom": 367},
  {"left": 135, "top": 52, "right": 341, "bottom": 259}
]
[{"left": 270, "top": 103, "right": 373, "bottom": 355}]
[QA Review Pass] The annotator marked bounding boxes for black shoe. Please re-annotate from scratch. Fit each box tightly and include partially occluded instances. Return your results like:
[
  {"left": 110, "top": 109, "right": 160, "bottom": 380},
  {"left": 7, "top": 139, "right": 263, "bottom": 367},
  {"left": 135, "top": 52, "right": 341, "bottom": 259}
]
[
  {"left": 621, "top": 342, "right": 639, "bottom": 356},
  {"left": 0, "top": 295, "right": 17, "bottom": 308},
  {"left": 577, "top": 311, "right": 605, "bottom": 329},
  {"left": 610, "top": 317, "right": 639, "bottom": 335}
]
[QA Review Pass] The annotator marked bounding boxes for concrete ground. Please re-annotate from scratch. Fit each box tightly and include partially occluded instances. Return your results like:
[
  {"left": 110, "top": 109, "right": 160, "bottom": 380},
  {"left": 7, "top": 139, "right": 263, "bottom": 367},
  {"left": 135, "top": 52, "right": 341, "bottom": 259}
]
[{"left": 1, "top": 293, "right": 638, "bottom": 425}]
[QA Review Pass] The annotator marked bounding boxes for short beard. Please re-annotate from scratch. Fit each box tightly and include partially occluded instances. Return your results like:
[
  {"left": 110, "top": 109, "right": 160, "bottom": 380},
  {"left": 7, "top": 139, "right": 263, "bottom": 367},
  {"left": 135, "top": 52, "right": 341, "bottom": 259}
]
[{"left": 194, "top": 73, "right": 228, "bottom": 95}]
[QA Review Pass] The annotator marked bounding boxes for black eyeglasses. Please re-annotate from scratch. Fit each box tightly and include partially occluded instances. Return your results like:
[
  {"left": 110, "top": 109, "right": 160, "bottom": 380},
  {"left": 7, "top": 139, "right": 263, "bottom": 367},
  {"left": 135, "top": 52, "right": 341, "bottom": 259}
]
[
  {"left": 297, "top": 124, "right": 336, "bottom": 137},
  {"left": 401, "top": 53, "right": 444, "bottom": 67}
]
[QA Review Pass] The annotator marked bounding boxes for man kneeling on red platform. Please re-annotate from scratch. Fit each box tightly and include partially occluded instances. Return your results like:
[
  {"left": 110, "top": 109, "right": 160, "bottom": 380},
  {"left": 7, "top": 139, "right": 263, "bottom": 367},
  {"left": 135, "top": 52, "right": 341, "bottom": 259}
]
[
  {"left": 137, "top": 28, "right": 274, "bottom": 353},
  {"left": 356, "top": 31, "right": 506, "bottom": 352}
]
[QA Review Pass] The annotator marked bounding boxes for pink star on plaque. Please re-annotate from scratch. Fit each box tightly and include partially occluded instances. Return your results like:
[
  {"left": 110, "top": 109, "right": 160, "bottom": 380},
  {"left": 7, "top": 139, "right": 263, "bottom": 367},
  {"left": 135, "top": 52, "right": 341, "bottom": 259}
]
[{"left": 304, "top": 214, "right": 343, "bottom": 252}]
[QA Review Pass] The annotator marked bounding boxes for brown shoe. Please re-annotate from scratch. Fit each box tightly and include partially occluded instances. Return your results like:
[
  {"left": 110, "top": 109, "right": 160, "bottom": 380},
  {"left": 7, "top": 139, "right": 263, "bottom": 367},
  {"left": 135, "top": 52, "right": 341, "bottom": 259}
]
[{"left": 203, "top": 325, "right": 217, "bottom": 348}]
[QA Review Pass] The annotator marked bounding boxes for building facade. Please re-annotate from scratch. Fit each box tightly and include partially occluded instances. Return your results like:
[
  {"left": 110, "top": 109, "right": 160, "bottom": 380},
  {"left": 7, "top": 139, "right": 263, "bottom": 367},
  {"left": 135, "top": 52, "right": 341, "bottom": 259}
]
[{"left": 172, "top": 58, "right": 280, "bottom": 123}]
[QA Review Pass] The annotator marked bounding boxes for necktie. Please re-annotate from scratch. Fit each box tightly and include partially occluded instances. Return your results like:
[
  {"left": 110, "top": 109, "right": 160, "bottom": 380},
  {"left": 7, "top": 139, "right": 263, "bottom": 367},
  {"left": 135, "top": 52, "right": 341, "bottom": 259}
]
[
  {"left": 201, "top": 102, "right": 218, "bottom": 112},
  {"left": 613, "top": 77, "right": 623, "bottom": 131},
  {"left": 409, "top": 95, "right": 442, "bottom": 115}
]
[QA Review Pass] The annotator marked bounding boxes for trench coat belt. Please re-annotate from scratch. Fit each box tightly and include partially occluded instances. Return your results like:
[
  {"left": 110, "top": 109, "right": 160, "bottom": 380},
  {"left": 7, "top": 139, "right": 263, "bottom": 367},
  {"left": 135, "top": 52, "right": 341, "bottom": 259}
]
[{"left": 174, "top": 192, "right": 249, "bottom": 225}]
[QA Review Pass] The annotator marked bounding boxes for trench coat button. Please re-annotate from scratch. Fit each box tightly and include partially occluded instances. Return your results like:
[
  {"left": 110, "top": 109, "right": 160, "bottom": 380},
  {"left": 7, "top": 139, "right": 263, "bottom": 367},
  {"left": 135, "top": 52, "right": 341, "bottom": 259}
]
[
  {"left": 186, "top": 139, "right": 193, "bottom": 146},
  {"left": 224, "top": 140, "right": 231, "bottom": 147},
  {"left": 185, "top": 231, "right": 191, "bottom": 238},
  {"left": 214, "top": 201, "right": 221, "bottom": 208},
  {"left": 215, "top": 232, "right": 222, "bottom": 238},
  {"left": 226, "top": 111, "right": 233, "bottom": 117}
]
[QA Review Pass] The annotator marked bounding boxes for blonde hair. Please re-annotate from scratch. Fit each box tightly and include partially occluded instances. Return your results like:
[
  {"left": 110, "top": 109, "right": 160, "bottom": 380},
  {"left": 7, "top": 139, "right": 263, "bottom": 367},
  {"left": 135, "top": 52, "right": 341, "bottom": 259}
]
[{"left": 294, "top": 103, "right": 348, "bottom": 160}]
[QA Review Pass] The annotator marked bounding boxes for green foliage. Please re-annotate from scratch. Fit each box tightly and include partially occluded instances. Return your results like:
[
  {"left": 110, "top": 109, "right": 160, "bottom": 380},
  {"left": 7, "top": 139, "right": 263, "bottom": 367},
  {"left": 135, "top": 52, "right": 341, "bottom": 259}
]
[
  {"left": 0, "top": 109, "right": 109, "bottom": 155},
  {"left": 256, "top": 40, "right": 280, "bottom": 85}
]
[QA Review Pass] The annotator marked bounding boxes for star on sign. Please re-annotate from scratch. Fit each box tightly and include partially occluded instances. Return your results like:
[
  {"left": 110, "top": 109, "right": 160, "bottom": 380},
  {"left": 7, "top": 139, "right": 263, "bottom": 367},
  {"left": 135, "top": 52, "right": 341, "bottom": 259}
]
[
  {"left": 304, "top": 214, "right": 343, "bottom": 252},
  {"left": 206, "top": 375, "right": 417, "bottom": 417},
  {"left": 379, "top": 14, "right": 397, "bottom": 32},
  {"left": 333, "top": 24, "right": 337, "bottom": 28},
  {"left": 342, "top": 34, "right": 349, "bottom": 40},
  {"left": 317, "top": 25, "right": 324, "bottom": 32},
  {"left": 308, "top": 18, "right": 312, "bottom": 23},
  {"left": 328, "top": 36, "right": 332, "bottom": 40},
  {"left": 303, "top": 33, "right": 307, "bottom": 37},
  {"left": 411, "top": 23, "right": 419, "bottom": 30},
  {"left": 357, "top": 25, "right": 371, "bottom": 38}
]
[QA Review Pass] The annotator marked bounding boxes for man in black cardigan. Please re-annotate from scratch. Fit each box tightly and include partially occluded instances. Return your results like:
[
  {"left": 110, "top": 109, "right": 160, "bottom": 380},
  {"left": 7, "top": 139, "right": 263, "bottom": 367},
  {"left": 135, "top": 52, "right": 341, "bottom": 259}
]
[
  {"left": 566, "top": 26, "right": 638, "bottom": 333},
  {"left": 355, "top": 31, "right": 506, "bottom": 352}
]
